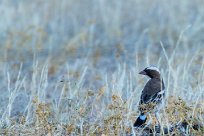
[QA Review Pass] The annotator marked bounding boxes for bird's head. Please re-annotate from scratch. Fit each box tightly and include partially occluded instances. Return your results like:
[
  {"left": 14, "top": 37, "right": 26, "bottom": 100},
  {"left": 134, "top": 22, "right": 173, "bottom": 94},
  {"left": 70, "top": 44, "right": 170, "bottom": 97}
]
[{"left": 139, "top": 66, "right": 161, "bottom": 79}]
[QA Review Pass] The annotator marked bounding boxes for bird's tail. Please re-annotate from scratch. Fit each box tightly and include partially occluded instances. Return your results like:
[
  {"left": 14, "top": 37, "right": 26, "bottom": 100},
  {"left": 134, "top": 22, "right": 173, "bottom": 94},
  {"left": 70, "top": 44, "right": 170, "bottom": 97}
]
[{"left": 133, "top": 113, "right": 147, "bottom": 127}]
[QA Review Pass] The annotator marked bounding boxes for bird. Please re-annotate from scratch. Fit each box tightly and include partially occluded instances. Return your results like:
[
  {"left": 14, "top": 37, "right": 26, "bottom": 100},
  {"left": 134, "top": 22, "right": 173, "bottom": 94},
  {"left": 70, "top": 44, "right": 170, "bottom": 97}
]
[{"left": 134, "top": 66, "right": 165, "bottom": 127}]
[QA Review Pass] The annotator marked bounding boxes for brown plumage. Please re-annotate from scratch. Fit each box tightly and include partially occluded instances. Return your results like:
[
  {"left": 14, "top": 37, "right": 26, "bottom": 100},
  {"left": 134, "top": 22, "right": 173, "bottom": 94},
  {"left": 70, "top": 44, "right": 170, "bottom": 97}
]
[
  {"left": 140, "top": 78, "right": 165, "bottom": 105},
  {"left": 134, "top": 66, "right": 165, "bottom": 127}
]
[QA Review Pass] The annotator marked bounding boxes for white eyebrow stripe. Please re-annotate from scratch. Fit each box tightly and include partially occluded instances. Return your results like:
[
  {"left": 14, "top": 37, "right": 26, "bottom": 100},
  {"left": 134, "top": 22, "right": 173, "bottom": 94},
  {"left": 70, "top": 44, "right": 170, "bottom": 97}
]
[{"left": 146, "top": 66, "right": 160, "bottom": 73}]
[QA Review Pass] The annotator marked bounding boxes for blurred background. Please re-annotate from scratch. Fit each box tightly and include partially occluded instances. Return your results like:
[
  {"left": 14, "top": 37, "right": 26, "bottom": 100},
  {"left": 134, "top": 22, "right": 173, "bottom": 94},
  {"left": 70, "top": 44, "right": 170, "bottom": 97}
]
[
  {"left": 1, "top": 0, "right": 204, "bottom": 131},
  {"left": 1, "top": 0, "right": 204, "bottom": 61},
  {"left": 1, "top": 0, "right": 204, "bottom": 84}
]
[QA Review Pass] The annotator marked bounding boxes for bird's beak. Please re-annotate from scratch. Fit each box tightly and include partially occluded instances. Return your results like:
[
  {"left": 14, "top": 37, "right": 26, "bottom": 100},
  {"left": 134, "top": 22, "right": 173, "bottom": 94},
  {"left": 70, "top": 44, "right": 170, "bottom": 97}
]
[{"left": 139, "top": 70, "right": 147, "bottom": 75}]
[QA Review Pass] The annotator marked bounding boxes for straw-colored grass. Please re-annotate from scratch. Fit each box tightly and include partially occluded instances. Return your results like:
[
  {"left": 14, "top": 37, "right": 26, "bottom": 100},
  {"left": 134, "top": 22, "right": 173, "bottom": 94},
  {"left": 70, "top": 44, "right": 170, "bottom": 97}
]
[{"left": 1, "top": 0, "right": 204, "bottom": 135}]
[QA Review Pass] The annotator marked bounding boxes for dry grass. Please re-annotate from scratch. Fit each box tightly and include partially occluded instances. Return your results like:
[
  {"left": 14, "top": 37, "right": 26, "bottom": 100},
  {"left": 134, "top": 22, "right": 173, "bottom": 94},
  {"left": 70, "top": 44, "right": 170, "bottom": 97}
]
[
  {"left": 1, "top": 91, "right": 204, "bottom": 135},
  {"left": 1, "top": 0, "right": 204, "bottom": 135}
]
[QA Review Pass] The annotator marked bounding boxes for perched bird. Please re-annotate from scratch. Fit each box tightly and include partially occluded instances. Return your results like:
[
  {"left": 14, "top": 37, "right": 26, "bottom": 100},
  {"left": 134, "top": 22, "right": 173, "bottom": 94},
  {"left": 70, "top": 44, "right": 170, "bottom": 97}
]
[{"left": 134, "top": 66, "right": 165, "bottom": 127}]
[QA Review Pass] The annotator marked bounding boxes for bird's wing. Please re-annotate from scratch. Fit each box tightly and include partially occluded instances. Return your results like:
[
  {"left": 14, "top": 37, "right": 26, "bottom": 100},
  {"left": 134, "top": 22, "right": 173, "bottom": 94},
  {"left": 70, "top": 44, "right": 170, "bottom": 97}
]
[{"left": 140, "top": 79, "right": 164, "bottom": 104}]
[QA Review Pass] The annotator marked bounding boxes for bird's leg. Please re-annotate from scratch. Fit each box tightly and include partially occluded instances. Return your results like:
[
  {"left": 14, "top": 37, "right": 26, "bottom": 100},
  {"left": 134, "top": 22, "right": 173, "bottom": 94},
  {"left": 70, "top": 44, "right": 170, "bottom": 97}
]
[
  {"left": 145, "top": 113, "right": 152, "bottom": 126},
  {"left": 155, "top": 112, "right": 161, "bottom": 124},
  {"left": 155, "top": 112, "right": 161, "bottom": 133}
]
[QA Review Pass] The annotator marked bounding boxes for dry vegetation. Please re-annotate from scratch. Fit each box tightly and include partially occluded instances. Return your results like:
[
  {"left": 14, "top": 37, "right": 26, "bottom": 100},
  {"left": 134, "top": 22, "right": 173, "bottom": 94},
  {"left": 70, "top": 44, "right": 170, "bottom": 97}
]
[{"left": 1, "top": 0, "right": 204, "bottom": 135}]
